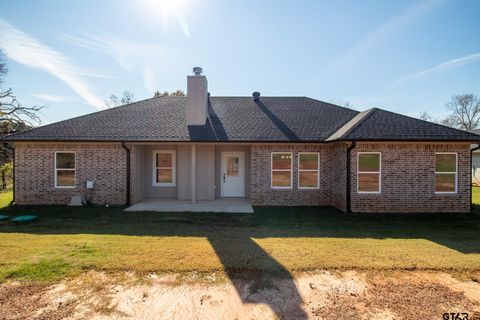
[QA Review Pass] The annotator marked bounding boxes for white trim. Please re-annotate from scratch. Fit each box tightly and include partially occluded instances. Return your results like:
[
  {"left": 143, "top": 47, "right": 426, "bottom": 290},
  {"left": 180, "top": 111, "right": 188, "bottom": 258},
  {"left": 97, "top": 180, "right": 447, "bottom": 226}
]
[
  {"left": 221, "top": 151, "right": 245, "bottom": 197},
  {"left": 434, "top": 152, "right": 458, "bottom": 194},
  {"left": 357, "top": 152, "right": 381, "bottom": 194},
  {"left": 54, "top": 151, "right": 76, "bottom": 189},
  {"left": 152, "top": 150, "right": 176, "bottom": 187},
  {"left": 271, "top": 152, "right": 293, "bottom": 189},
  {"left": 298, "top": 152, "right": 320, "bottom": 190}
]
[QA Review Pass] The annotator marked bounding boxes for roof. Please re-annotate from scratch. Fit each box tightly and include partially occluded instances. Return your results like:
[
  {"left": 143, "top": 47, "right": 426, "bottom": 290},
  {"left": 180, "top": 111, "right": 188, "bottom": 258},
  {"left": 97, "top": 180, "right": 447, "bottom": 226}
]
[{"left": 2, "top": 96, "right": 479, "bottom": 143}]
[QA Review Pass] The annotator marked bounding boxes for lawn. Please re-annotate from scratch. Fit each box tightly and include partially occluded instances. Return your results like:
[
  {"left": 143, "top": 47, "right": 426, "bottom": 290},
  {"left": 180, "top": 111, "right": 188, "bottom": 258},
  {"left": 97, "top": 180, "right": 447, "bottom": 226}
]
[{"left": 1, "top": 190, "right": 480, "bottom": 282}]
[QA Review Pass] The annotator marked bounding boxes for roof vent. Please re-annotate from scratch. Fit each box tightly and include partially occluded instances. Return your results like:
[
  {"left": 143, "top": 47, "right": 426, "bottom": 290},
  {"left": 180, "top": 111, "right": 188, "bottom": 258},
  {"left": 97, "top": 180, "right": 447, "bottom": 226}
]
[
  {"left": 193, "top": 67, "right": 203, "bottom": 76},
  {"left": 252, "top": 91, "right": 261, "bottom": 101}
]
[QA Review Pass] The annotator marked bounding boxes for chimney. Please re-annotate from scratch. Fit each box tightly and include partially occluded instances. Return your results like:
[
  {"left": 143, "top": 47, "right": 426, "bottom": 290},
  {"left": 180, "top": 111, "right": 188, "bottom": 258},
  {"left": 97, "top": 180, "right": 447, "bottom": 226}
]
[
  {"left": 187, "top": 67, "right": 208, "bottom": 125},
  {"left": 252, "top": 91, "right": 261, "bottom": 101}
]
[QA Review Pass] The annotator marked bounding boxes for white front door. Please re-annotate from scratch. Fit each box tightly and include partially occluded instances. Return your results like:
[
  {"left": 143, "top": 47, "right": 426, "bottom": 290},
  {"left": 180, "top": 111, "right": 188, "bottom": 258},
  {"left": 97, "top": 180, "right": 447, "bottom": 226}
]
[{"left": 221, "top": 152, "right": 245, "bottom": 197}]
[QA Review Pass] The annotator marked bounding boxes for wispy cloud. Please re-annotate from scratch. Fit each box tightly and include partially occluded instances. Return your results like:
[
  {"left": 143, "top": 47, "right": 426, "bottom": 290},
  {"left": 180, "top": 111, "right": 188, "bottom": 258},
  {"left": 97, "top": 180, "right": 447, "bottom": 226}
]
[
  {"left": 143, "top": 66, "right": 156, "bottom": 94},
  {"left": 0, "top": 19, "right": 105, "bottom": 109},
  {"left": 61, "top": 33, "right": 186, "bottom": 92},
  {"left": 31, "top": 93, "right": 71, "bottom": 102},
  {"left": 323, "top": 0, "right": 448, "bottom": 76},
  {"left": 394, "top": 52, "right": 480, "bottom": 83}
]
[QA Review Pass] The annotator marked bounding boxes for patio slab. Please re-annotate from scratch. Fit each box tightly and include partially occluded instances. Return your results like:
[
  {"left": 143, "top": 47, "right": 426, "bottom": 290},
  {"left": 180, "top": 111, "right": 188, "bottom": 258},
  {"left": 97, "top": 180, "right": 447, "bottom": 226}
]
[{"left": 125, "top": 198, "right": 254, "bottom": 213}]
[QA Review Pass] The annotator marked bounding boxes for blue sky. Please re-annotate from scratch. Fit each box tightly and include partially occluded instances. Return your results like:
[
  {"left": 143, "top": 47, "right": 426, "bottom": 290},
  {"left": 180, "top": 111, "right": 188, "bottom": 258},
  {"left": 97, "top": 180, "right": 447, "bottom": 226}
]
[{"left": 0, "top": 0, "right": 479, "bottom": 124}]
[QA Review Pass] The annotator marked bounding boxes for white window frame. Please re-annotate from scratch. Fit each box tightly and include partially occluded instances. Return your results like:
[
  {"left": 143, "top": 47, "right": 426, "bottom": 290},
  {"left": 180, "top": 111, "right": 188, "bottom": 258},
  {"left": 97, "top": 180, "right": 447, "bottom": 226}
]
[
  {"left": 357, "top": 152, "right": 381, "bottom": 194},
  {"left": 152, "top": 150, "right": 176, "bottom": 187},
  {"left": 271, "top": 152, "right": 293, "bottom": 189},
  {"left": 434, "top": 152, "right": 458, "bottom": 194},
  {"left": 54, "top": 151, "right": 76, "bottom": 189},
  {"left": 298, "top": 152, "right": 320, "bottom": 190}
]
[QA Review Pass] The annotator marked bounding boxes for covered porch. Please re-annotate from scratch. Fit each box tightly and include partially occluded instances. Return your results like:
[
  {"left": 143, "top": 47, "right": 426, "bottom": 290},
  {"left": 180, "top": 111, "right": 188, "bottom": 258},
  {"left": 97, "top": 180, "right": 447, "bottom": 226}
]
[
  {"left": 125, "top": 198, "right": 254, "bottom": 213},
  {"left": 129, "top": 143, "right": 251, "bottom": 211}
]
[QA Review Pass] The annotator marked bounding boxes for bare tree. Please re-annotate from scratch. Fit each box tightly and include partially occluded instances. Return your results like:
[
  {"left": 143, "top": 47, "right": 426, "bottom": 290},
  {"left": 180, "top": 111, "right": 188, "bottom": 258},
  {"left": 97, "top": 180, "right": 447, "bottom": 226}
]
[
  {"left": 0, "top": 51, "right": 44, "bottom": 189},
  {"left": 0, "top": 52, "right": 43, "bottom": 134},
  {"left": 105, "top": 91, "right": 135, "bottom": 108},
  {"left": 418, "top": 111, "right": 433, "bottom": 122},
  {"left": 153, "top": 89, "right": 185, "bottom": 97},
  {"left": 445, "top": 94, "right": 480, "bottom": 130}
]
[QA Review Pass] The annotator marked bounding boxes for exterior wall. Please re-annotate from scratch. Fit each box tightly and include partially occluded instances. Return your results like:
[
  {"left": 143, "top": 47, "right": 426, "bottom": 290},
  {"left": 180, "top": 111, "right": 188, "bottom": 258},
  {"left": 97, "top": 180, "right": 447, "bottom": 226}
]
[
  {"left": 250, "top": 144, "right": 336, "bottom": 206},
  {"left": 214, "top": 145, "right": 251, "bottom": 199},
  {"left": 350, "top": 142, "right": 471, "bottom": 213},
  {"left": 15, "top": 142, "right": 126, "bottom": 205},
  {"left": 473, "top": 151, "right": 480, "bottom": 185},
  {"left": 331, "top": 143, "right": 348, "bottom": 211},
  {"left": 134, "top": 144, "right": 215, "bottom": 201}
]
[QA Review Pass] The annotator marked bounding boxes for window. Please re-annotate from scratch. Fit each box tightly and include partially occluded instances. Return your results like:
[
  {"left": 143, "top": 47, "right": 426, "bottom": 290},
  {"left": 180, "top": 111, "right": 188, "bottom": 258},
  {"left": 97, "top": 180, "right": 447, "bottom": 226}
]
[
  {"left": 153, "top": 150, "right": 176, "bottom": 187},
  {"left": 435, "top": 153, "right": 457, "bottom": 193},
  {"left": 357, "top": 152, "right": 381, "bottom": 193},
  {"left": 298, "top": 152, "right": 319, "bottom": 189},
  {"left": 55, "top": 151, "right": 75, "bottom": 188},
  {"left": 271, "top": 152, "right": 292, "bottom": 188}
]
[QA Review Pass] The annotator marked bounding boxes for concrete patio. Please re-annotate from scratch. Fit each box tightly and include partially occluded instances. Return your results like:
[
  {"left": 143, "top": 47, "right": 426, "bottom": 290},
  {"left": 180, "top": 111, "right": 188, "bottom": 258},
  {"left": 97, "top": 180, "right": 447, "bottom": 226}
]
[{"left": 124, "top": 198, "right": 254, "bottom": 213}]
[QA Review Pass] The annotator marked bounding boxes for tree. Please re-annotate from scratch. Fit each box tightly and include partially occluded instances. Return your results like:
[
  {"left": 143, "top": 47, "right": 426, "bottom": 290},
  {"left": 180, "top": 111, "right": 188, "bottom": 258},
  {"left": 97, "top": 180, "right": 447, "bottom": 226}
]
[
  {"left": 153, "top": 89, "right": 185, "bottom": 97},
  {"left": 0, "top": 52, "right": 43, "bottom": 135},
  {"left": 0, "top": 51, "right": 44, "bottom": 190},
  {"left": 105, "top": 91, "right": 135, "bottom": 108},
  {"left": 418, "top": 111, "right": 433, "bottom": 122},
  {"left": 445, "top": 94, "right": 480, "bottom": 131}
]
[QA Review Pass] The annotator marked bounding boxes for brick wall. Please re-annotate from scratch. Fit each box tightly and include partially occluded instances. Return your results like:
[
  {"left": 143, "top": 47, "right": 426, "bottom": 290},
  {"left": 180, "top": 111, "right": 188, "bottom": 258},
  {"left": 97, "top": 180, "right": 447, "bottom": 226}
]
[
  {"left": 331, "top": 143, "right": 347, "bottom": 211},
  {"left": 14, "top": 142, "right": 127, "bottom": 205},
  {"left": 250, "top": 144, "right": 337, "bottom": 206},
  {"left": 350, "top": 142, "right": 471, "bottom": 213}
]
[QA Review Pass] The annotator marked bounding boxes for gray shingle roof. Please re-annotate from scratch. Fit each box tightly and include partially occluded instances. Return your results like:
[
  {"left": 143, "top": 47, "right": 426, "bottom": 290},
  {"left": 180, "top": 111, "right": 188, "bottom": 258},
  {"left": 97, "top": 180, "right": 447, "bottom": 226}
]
[
  {"left": 335, "top": 108, "right": 480, "bottom": 141},
  {"left": 2, "top": 97, "right": 479, "bottom": 142}
]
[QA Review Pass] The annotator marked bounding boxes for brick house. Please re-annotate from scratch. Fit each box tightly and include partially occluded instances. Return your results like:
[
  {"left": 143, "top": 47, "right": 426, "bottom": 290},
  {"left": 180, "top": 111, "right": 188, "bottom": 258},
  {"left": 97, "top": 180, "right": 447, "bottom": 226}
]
[{"left": 3, "top": 68, "right": 479, "bottom": 213}]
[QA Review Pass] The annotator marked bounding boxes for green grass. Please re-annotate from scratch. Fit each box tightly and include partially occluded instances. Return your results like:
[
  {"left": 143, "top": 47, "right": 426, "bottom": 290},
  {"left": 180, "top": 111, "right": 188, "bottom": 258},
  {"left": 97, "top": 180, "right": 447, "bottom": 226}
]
[{"left": 1, "top": 190, "right": 480, "bottom": 282}]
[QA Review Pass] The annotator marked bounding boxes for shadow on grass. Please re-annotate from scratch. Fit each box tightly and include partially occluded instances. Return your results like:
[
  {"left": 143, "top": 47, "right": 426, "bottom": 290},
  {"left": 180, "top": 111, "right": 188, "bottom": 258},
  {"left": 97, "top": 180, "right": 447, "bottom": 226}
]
[{"left": 1, "top": 204, "right": 480, "bottom": 318}]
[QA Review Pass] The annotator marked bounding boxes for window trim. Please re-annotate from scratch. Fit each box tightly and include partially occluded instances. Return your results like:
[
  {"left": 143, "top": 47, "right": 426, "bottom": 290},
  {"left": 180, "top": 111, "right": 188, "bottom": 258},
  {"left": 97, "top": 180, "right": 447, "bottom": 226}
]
[
  {"left": 298, "top": 152, "right": 320, "bottom": 190},
  {"left": 152, "top": 150, "right": 176, "bottom": 187},
  {"left": 357, "top": 152, "right": 381, "bottom": 194},
  {"left": 434, "top": 152, "right": 458, "bottom": 194},
  {"left": 271, "top": 152, "right": 293, "bottom": 189},
  {"left": 54, "top": 151, "right": 76, "bottom": 189}
]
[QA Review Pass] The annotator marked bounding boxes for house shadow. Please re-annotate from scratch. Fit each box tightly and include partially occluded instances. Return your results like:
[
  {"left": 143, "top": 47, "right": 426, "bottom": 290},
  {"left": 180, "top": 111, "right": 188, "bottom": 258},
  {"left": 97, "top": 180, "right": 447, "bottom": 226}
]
[{"left": 1, "top": 205, "right": 480, "bottom": 317}]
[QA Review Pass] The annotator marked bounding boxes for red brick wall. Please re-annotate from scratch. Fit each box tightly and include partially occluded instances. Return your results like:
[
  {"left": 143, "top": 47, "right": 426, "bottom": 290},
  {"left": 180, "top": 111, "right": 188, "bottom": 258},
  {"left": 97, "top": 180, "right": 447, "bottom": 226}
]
[
  {"left": 350, "top": 142, "right": 471, "bottom": 213},
  {"left": 14, "top": 142, "right": 127, "bottom": 205},
  {"left": 250, "top": 144, "right": 337, "bottom": 206}
]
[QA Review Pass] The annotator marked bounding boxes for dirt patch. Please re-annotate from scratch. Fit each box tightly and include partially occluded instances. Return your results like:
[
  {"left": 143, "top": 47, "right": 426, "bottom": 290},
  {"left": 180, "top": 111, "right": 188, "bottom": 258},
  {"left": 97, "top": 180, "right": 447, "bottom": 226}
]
[
  {"left": 1, "top": 271, "right": 479, "bottom": 319},
  {"left": 0, "top": 281, "right": 75, "bottom": 320}
]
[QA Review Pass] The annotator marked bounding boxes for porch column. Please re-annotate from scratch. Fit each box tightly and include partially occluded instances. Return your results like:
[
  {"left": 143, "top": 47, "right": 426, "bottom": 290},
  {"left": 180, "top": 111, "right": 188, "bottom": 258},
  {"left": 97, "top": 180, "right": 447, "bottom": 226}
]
[{"left": 191, "top": 144, "right": 196, "bottom": 204}]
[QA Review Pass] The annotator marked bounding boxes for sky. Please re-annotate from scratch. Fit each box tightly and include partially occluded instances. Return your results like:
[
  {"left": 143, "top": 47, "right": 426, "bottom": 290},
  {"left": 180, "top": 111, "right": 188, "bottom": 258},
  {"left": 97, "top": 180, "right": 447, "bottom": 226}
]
[{"left": 0, "top": 0, "right": 479, "bottom": 125}]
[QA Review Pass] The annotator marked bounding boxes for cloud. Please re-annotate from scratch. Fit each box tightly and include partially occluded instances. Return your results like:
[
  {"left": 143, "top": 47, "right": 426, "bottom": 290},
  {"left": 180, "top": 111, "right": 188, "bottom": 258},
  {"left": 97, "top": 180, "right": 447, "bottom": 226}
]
[
  {"left": 61, "top": 33, "right": 187, "bottom": 92},
  {"left": 323, "top": 0, "right": 448, "bottom": 76},
  {"left": 31, "top": 93, "right": 70, "bottom": 102},
  {"left": 143, "top": 66, "right": 156, "bottom": 94},
  {"left": 0, "top": 19, "right": 105, "bottom": 109},
  {"left": 394, "top": 52, "right": 480, "bottom": 83}
]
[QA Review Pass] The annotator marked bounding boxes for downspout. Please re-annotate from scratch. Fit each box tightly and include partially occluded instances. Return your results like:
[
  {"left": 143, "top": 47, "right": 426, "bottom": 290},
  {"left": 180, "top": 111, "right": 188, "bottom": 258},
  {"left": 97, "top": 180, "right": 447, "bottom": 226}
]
[
  {"left": 121, "top": 142, "right": 131, "bottom": 206},
  {"left": 3, "top": 143, "right": 15, "bottom": 206},
  {"left": 346, "top": 141, "right": 356, "bottom": 213},
  {"left": 471, "top": 143, "right": 480, "bottom": 211}
]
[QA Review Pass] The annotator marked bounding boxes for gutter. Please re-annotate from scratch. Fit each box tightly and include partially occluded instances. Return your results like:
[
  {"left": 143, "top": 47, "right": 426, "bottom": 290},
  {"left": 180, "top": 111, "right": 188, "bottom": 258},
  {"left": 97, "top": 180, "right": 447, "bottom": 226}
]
[
  {"left": 3, "top": 143, "right": 15, "bottom": 206},
  {"left": 121, "top": 142, "right": 131, "bottom": 206},
  {"left": 346, "top": 141, "right": 356, "bottom": 213},
  {"left": 471, "top": 143, "right": 480, "bottom": 211}
]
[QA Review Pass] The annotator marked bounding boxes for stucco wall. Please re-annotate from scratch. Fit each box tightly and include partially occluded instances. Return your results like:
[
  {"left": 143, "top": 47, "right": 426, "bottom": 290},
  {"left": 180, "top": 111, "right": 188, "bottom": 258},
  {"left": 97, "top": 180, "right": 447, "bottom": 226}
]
[
  {"left": 350, "top": 142, "right": 471, "bottom": 213},
  {"left": 15, "top": 142, "right": 126, "bottom": 205}
]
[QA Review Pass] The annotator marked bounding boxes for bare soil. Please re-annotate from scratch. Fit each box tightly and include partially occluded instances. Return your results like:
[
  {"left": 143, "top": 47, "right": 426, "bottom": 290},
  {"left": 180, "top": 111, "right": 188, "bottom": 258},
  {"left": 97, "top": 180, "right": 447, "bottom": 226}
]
[{"left": 1, "top": 271, "right": 480, "bottom": 320}]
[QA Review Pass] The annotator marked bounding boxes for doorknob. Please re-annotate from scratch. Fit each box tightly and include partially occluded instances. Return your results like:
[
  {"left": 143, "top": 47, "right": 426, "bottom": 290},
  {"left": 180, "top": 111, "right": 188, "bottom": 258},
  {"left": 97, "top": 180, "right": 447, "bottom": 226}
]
[{"left": 223, "top": 173, "right": 226, "bottom": 183}]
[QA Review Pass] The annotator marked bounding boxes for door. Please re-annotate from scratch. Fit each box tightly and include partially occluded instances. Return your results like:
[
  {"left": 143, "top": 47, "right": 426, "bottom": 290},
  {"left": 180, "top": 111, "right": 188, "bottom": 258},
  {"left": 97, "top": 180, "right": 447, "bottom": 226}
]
[{"left": 221, "top": 152, "right": 245, "bottom": 197}]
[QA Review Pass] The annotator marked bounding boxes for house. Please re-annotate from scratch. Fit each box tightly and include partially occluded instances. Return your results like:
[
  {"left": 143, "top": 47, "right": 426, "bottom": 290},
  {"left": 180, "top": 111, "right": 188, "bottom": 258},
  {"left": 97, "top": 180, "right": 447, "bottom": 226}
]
[
  {"left": 2, "top": 68, "right": 480, "bottom": 213},
  {"left": 470, "top": 129, "right": 480, "bottom": 185}
]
